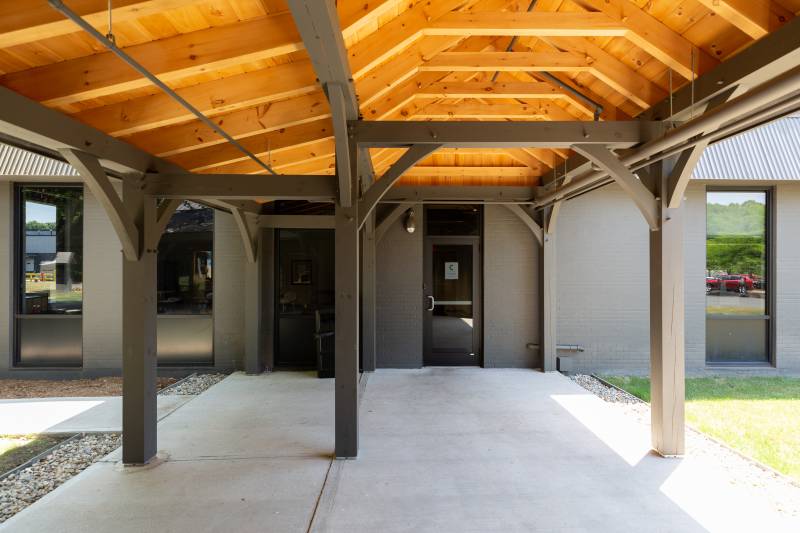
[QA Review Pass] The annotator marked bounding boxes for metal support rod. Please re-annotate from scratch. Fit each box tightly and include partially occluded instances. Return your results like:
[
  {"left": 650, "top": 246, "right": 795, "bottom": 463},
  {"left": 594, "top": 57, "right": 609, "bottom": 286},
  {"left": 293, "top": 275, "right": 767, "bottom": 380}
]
[
  {"left": 490, "top": 0, "right": 603, "bottom": 120},
  {"left": 539, "top": 72, "right": 603, "bottom": 121},
  {"left": 48, "top": 0, "right": 278, "bottom": 176}
]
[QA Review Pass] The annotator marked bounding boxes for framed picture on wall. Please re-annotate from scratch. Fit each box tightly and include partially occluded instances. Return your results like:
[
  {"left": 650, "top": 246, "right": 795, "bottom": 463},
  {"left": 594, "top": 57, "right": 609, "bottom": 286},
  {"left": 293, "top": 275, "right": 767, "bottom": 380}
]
[{"left": 291, "top": 259, "right": 312, "bottom": 285}]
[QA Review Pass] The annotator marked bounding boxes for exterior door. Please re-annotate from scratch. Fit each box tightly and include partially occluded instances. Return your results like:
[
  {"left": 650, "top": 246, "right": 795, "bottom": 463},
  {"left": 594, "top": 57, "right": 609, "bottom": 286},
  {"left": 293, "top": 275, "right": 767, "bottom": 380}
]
[{"left": 423, "top": 237, "right": 481, "bottom": 365}]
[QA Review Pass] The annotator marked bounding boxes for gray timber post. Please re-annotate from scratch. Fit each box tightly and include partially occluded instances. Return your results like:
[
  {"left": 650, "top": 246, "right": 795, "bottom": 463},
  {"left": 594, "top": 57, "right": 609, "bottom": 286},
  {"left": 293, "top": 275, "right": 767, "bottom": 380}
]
[
  {"left": 648, "top": 162, "right": 686, "bottom": 456},
  {"left": 121, "top": 178, "right": 158, "bottom": 465},
  {"left": 335, "top": 162, "right": 360, "bottom": 458},
  {"left": 542, "top": 208, "right": 557, "bottom": 372},
  {"left": 361, "top": 212, "right": 377, "bottom": 372},
  {"left": 245, "top": 228, "right": 270, "bottom": 374}
]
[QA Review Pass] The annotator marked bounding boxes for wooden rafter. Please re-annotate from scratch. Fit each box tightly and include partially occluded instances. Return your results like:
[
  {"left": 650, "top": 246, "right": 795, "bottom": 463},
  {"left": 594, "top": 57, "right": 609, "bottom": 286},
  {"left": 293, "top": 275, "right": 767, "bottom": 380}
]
[
  {"left": 0, "top": 0, "right": 199, "bottom": 49},
  {"left": 421, "top": 52, "right": 592, "bottom": 72},
  {"left": 414, "top": 101, "right": 578, "bottom": 121},
  {"left": 2, "top": 13, "right": 304, "bottom": 106},
  {"left": 417, "top": 81, "right": 566, "bottom": 99},
  {"left": 0, "top": 0, "right": 788, "bottom": 187},
  {"left": 694, "top": 0, "right": 792, "bottom": 40},
  {"left": 569, "top": 0, "right": 717, "bottom": 79},
  {"left": 425, "top": 11, "right": 629, "bottom": 37}
]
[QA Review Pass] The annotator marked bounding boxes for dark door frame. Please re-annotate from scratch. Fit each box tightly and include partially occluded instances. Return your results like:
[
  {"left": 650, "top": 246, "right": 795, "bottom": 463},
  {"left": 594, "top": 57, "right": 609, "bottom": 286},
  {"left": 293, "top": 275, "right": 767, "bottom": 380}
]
[{"left": 423, "top": 235, "right": 482, "bottom": 366}]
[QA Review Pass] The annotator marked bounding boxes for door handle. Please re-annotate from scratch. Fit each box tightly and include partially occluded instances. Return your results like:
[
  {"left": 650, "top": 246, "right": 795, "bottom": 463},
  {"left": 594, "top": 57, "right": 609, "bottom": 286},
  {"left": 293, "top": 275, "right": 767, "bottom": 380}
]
[{"left": 426, "top": 295, "right": 435, "bottom": 311}]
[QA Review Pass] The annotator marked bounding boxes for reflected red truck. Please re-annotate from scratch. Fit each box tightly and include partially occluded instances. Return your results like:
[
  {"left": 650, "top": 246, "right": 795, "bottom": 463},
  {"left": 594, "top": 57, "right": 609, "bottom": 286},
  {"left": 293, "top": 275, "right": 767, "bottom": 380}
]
[{"left": 706, "top": 275, "right": 754, "bottom": 294}]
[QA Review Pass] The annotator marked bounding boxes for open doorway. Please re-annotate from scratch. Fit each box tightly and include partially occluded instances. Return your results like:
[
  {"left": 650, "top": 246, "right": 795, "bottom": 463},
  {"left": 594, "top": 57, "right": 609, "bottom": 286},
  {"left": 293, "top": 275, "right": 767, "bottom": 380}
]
[{"left": 275, "top": 228, "right": 334, "bottom": 369}]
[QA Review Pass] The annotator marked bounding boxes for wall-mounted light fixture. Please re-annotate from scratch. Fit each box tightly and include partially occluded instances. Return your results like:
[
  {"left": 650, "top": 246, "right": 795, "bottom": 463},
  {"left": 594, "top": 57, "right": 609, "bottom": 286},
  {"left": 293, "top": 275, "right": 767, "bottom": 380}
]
[{"left": 404, "top": 208, "right": 416, "bottom": 234}]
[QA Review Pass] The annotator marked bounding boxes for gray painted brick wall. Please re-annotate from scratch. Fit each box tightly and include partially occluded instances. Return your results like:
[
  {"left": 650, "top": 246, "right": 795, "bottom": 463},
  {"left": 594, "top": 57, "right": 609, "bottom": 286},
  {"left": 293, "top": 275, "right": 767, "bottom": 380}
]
[
  {"left": 776, "top": 182, "right": 800, "bottom": 372},
  {"left": 0, "top": 182, "right": 11, "bottom": 371},
  {"left": 213, "top": 211, "right": 246, "bottom": 370},
  {"left": 376, "top": 204, "right": 423, "bottom": 368},
  {"left": 82, "top": 185, "right": 123, "bottom": 371},
  {"left": 556, "top": 184, "right": 651, "bottom": 374},
  {"left": 684, "top": 183, "right": 707, "bottom": 372},
  {"left": 483, "top": 205, "right": 540, "bottom": 368}
]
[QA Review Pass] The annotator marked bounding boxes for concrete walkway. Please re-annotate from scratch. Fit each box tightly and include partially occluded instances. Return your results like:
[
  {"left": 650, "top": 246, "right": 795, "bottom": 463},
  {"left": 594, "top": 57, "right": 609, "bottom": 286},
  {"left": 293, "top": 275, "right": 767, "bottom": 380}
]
[
  {"left": 3, "top": 369, "right": 798, "bottom": 532},
  {"left": 0, "top": 395, "right": 191, "bottom": 434}
]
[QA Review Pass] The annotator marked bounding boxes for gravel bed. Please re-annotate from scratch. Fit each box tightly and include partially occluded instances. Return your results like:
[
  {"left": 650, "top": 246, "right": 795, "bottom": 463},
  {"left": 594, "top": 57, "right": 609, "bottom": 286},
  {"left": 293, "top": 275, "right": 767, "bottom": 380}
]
[
  {"left": 0, "top": 374, "right": 225, "bottom": 523},
  {"left": 0, "top": 377, "right": 176, "bottom": 399},
  {"left": 0, "top": 433, "right": 121, "bottom": 523},
  {"left": 158, "top": 372, "right": 226, "bottom": 396},
  {"left": 569, "top": 373, "right": 800, "bottom": 519},
  {"left": 569, "top": 374, "right": 642, "bottom": 404}
]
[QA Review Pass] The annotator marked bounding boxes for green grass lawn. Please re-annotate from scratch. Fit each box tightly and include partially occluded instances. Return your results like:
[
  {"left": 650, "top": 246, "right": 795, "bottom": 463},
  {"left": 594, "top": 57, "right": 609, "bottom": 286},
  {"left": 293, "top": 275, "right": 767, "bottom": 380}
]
[
  {"left": 0, "top": 434, "right": 69, "bottom": 475},
  {"left": 601, "top": 376, "right": 800, "bottom": 482}
]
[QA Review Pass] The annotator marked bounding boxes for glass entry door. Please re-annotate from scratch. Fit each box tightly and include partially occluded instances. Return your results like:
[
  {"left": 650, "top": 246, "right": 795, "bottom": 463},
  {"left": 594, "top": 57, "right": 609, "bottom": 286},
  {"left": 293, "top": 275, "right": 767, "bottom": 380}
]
[{"left": 423, "top": 238, "right": 481, "bottom": 365}]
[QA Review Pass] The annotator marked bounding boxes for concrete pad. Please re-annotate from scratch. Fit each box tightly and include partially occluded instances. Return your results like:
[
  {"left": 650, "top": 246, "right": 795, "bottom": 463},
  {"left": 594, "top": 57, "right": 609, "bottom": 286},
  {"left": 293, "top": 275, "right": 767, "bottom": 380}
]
[
  {"left": 4, "top": 369, "right": 799, "bottom": 533},
  {"left": 0, "top": 395, "right": 192, "bottom": 434},
  {"left": 314, "top": 369, "right": 799, "bottom": 533},
  {"left": 4, "top": 372, "right": 334, "bottom": 533}
]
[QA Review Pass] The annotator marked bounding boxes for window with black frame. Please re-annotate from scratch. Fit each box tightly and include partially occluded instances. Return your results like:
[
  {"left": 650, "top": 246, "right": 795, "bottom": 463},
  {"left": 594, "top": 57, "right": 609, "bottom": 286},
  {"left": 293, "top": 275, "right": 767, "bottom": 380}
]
[
  {"left": 706, "top": 190, "right": 770, "bottom": 364},
  {"left": 157, "top": 202, "right": 213, "bottom": 315},
  {"left": 16, "top": 185, "right": 83, "bottom": 366}
]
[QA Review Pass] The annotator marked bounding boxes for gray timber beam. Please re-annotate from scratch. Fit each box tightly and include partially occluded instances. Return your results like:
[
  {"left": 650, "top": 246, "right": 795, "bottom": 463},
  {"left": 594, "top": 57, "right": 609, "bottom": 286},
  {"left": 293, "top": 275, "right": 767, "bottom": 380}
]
[
  {"left": 143, "top": 174, "right": 336, "bottom": 201},
  {"left": 350, "top": 121, "right": 659, "bottom": 148},
  {"left": 358, "top": 144, "right": 441, "bottom": 228},
  {"left": 361, "top": 212, "right": 377, "bottom": 372},
  {"left": 383, "top": 186, "right": 537, "bottom": 203},
  {"left": 231, "top": 209, "right": 259, "bottom": 264},
  {"left": 203, "top": 199, "right": 264, "bottom": 215},
  {"left": 648, "top": 162, "right": 686, "bottom": 456},
  {"left": 643, "top": 16, "right": 800, "bottom": 123},
  {"left": 666, "top": 87, "right": 745, "bottom": 208},
  {"left": 375, "top": 203, "right": 412, "bottom": 243},
  {"left": 572, "top": 144, "right": 658, "bottom": 230},
  {"left": 334, "top": 146, "right": 360, "bottom": 458},
  {"left": 151, "top": 199, "right": 181, "bottom": 249},
  {"left": 0, "top": 86, "right": 178, "bottom": 176},
  {"left": 259, "top": 215, "right": 335, "bottom": 229},
  {"left": 60, "top": 149, "right": 140, "bottom": 260},
  {"left": 542, "top": 16, "right": 800, "bottom": 209},
  {"left": 504, "top": 204, "right": 543, "bottom": 246},
  {"left": 285, "top": 0, "right": 374, "bottom": 202},
  {"left": 121, "top": 177, "right": 159, "bottom": 465},
  {"left": 329, "top": 83, "right": 353, "bottom": 206}
]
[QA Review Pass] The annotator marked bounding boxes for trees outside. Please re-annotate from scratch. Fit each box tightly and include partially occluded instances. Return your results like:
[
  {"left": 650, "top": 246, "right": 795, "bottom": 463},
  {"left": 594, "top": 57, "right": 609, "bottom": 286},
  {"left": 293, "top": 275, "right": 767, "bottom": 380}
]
[{"left": 706, "top": 199, "right": 765, "bottom": 277}]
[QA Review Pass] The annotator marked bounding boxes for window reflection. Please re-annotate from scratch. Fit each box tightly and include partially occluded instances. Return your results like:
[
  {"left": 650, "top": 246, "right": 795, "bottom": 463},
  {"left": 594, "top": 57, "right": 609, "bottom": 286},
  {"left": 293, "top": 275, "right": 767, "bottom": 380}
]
[
  {"left": 20, "top": 186, "right": 83, "bottom": 315},
  {"left": 706, "top": 191, "right": 767, "bottom": 315},
  {"left": 157, "top": 202, "right": 213, "bottom": 315},
  {"left": 706, "top": 190, "right": 769, "bottom": 364}
]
